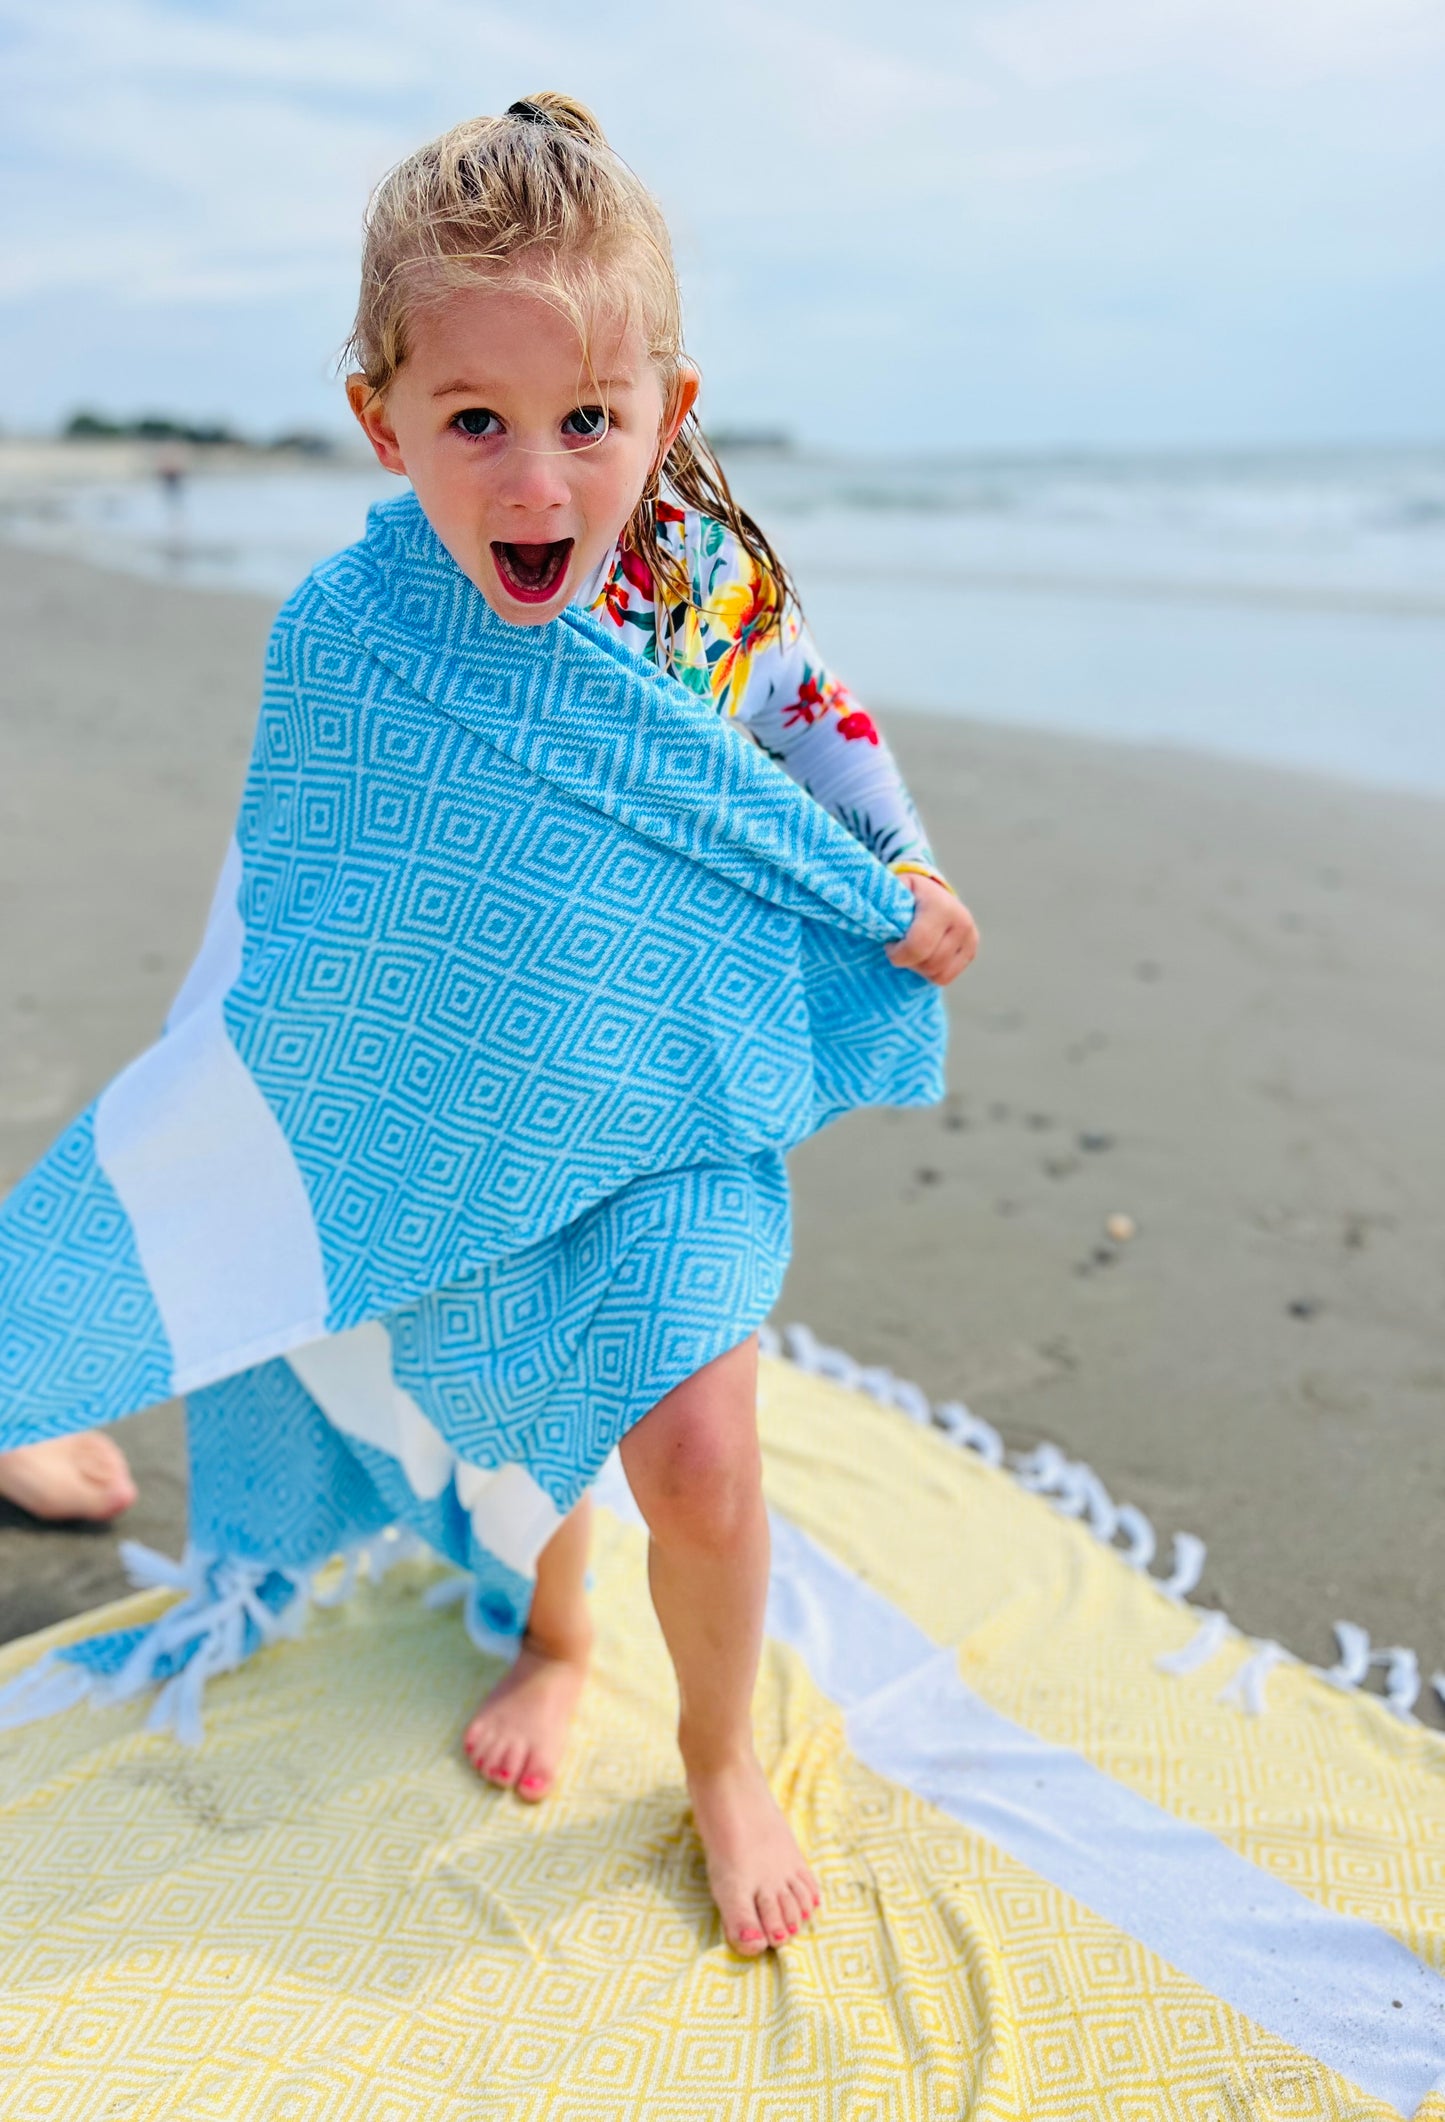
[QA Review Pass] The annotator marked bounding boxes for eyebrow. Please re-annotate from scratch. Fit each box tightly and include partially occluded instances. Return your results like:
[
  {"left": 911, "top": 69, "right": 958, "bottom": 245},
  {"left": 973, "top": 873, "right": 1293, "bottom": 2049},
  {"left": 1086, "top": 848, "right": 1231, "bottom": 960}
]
[{"left": 430, "top": 376, "right": 636, "bottom": 400}]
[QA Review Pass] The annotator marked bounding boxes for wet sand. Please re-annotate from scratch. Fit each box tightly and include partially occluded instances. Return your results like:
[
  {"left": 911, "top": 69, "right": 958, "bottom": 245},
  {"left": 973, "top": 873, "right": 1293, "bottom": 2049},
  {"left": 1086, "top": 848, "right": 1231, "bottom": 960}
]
[{"left": 2, "top": 541, "right": 1442, "bottom": 1702}]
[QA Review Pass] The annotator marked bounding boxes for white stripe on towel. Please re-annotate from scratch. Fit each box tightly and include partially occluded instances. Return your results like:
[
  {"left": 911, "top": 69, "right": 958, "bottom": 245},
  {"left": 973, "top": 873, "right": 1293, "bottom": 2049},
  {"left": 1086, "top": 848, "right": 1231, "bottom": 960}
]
[
  {"left": 94, "top": 839, "right": 329, "bottom": 1391},
  {"left": 165, "top": 837, "right": 246, "bottom": 1030},
  {"left": 290, "top": 1324, "right": 563, "bottom": 1575},
  {"left": 591, "top": 1456, "right": 1445, "bottom": 2116},
  {"left": 773, "top": 1512, "right": 1445, "bottom": 2116}
]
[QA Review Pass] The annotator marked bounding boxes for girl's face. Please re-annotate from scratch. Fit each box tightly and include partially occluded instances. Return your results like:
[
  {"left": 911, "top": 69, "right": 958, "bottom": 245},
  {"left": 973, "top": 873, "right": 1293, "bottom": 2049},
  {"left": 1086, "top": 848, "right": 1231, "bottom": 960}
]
[{"left": 348, "top": 281, "right": 696, "bottom": 624}]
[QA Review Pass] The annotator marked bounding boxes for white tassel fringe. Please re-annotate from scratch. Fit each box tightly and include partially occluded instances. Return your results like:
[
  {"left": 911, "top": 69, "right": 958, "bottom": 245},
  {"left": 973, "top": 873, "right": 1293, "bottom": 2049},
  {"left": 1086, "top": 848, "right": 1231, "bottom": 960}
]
[{"left": 768, "top": 1318, "right": 1424, "bottom": 1726}]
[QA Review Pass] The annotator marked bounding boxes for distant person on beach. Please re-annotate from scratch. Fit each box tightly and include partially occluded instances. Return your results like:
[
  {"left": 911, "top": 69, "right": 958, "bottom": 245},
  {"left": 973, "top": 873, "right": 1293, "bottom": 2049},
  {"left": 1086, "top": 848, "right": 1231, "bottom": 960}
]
[
  {"left": 155, "top": 444, "right": 188, "bottom": 507},
  {"left": 0, "top": 94, "right": 976, "bottom": 1953}
]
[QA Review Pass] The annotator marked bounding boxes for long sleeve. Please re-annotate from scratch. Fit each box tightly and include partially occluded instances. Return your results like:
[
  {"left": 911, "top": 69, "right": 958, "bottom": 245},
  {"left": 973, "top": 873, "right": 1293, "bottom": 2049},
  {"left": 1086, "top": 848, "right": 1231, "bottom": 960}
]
[
  {"left": 727, "top": 596, "right": 945, "bottom": 882},
  {"left": 588, "top": 501, "right": 949, "bottom": 885}
]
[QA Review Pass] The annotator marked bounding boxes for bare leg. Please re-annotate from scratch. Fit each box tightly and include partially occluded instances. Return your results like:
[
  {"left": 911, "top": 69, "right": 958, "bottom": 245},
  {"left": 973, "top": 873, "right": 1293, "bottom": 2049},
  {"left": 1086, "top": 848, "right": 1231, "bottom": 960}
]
[
  {"left": 462, "top": 1493, "right": 593, "bottom": 1802},
  {"left": 620, "top": 1335, "right": 821, "bottom": 1956},
  {"left": 0, "top": 1434, "right": 137, "bottom": 1522}
]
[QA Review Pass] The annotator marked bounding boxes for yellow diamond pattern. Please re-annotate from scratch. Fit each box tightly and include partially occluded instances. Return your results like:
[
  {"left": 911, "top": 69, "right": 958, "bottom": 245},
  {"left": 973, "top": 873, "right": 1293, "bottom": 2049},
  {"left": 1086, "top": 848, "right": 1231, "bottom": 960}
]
[
  {"left": 0, "top": 1359, "right": 1437, "bottom": 2117},
  {"left": 758, "top": 1358, "right": 1445, "bottom": 1977}
]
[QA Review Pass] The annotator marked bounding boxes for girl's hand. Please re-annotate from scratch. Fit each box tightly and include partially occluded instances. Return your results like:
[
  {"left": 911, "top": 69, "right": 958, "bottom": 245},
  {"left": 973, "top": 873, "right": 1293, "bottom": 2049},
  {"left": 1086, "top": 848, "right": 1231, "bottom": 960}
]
[{"left": 886, "top": 874, "right": 979, "bottom": 986}]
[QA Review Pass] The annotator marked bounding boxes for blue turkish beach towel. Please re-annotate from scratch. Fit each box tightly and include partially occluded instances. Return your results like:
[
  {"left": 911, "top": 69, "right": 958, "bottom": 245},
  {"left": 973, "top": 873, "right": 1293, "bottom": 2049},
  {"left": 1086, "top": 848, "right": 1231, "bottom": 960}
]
[{"left": 0, "top": 492, "right": 944, "bottom": 1710}]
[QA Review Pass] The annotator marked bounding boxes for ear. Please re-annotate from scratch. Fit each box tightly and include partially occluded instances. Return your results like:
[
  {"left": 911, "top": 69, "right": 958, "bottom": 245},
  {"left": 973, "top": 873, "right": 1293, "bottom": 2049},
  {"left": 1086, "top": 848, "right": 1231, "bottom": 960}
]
[
  {"left": 346, "top": 374, "right": 407, "bottom": 476},
  {"left": 655, "top": 361, "right": 700, "bottom": 465}
]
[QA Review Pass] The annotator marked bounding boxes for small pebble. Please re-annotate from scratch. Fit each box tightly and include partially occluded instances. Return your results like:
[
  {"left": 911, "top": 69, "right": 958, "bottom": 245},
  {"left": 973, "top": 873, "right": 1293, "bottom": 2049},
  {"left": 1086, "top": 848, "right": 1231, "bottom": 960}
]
[
  {"left": 1105, "top": 1212, "right": 1136, "bottom": 1243},
  {"left": 1287, "top": 1298, "right": 1322, "bottom": 1320},
  {"left": 1078, "top": 1131, "right": 1114, "bottom": 1153},
  {"left": 915, "top": 1167, "right": 942, "bottom": 1186}
]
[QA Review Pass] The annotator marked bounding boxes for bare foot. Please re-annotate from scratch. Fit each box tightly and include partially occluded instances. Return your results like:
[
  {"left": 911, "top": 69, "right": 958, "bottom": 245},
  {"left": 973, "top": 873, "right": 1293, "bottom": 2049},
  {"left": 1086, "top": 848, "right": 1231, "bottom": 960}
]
[
  {"left": 0, "top": 1433, "right": 138, "bottom": 1522},
  {"left": 462, "top": 1632, "right": 591, "bottom": 1802},
  {"left": 686, "top": 1751, "right": 822, "bottom": 1955}
]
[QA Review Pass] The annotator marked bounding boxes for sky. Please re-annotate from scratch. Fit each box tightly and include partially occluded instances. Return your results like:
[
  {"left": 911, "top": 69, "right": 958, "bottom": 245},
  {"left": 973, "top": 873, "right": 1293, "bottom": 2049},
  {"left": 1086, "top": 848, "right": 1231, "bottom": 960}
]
[{"left": 1, "top": 0, "right": 1442, "bottom": 452}]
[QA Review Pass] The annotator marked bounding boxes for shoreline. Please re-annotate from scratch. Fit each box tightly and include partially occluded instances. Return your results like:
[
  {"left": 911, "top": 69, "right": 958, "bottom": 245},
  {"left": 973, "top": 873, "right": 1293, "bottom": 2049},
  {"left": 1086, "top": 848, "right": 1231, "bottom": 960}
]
[
  {"left": 6, "top": 489, "right": 1444, "bottom": 802},
  {"left": 2, "top": 541, "right": 1442, "bottom": 1712}
]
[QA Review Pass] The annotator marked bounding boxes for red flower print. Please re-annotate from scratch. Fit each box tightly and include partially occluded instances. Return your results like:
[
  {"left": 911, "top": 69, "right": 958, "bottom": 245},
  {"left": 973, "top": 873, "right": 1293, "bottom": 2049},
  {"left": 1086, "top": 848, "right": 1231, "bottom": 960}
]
[
  {"left": 734, "top": 573, "right": 772, "bottom": 647},
  {"left": 621, "top": 547, "right": 654, "bottom": 598},
  {"left": 656, "top": 500, "right": 686, "bottom": 525},
  {"left": 783, "top": 674, "right": 828, "bottom": 728},
  {"left": 836, "top": 709, "right": 879, "bottom": 745},
  {"left": 602, "top": 574, "right": 630, "bottom": 625}
]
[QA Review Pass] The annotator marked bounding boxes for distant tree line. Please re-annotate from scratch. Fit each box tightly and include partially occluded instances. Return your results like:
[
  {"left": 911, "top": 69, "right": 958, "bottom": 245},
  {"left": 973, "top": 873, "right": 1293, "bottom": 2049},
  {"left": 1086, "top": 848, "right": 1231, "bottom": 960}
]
[{"left": 62, "top": 411, "right": 335, "bottom": 455}]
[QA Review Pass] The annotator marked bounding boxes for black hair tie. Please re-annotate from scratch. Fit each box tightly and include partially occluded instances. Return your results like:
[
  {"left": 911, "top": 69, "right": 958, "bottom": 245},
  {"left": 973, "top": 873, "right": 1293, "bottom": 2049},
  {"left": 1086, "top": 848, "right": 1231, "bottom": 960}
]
[{"left": 506, "top": 99, "right": 552, "bottom": 125}]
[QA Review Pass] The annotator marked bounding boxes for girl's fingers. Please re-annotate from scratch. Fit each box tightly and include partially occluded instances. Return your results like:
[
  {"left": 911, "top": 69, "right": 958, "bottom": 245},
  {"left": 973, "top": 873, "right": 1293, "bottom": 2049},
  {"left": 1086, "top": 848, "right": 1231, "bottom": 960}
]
[
  {"left": 922, "top": 931, "right": 976, "bottom": 986},
  {"left": 885, "top": 888, "right": 978, "bottom": 983},
  {"left": 893, "top": 922, "right": 976, "bottom": 983},
  {"left": 889, "top": 911, "right": 948, "bottom": 967}
]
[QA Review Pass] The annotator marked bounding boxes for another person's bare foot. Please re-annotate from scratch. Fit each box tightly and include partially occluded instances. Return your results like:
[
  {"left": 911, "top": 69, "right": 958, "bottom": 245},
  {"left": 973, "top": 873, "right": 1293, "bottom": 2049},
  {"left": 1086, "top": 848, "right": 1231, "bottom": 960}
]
[
  {"left": 462, "top": 1627, "right": 592, "bottom": 1802},
  {"left": 0, "top": 1433, "right": 138, "bottom": 1522},
  {"left": 686, "top": 1748, "right": 822, "bottom": 1955}
]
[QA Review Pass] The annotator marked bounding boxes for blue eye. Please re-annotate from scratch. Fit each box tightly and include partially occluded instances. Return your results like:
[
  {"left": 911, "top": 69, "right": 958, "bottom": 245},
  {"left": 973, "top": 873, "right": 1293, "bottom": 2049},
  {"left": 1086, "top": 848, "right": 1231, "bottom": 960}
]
[
  {"left": 452, "top": 407, "right": 500, "bottom": 437},
  {"left": 562, "top": 405, "right": 609, "bottom": 439}
]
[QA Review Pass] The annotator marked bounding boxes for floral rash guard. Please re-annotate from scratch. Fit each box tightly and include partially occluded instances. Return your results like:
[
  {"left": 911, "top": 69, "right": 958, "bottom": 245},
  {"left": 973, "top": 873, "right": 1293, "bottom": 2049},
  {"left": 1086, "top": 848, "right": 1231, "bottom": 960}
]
[{"left": 578, "top": 498, "right": 946, "bottom": 886}]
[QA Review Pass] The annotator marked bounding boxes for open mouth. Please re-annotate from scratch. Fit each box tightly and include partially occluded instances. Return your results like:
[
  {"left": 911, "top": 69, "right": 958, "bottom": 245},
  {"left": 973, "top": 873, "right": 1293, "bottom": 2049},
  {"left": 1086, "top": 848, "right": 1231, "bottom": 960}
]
[{"left": 490, "top": 538, "right": 574, "bottom": 604}]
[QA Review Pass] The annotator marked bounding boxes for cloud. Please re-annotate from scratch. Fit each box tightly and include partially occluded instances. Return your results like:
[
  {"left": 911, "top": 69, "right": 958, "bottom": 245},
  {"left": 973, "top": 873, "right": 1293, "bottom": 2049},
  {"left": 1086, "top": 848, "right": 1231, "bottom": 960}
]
[
  {"left": 965, "top": 0, "right": 1445, "bottom": 86},
  {"left": 0, "top": 0, "right": 1440, "bottom": 444}
]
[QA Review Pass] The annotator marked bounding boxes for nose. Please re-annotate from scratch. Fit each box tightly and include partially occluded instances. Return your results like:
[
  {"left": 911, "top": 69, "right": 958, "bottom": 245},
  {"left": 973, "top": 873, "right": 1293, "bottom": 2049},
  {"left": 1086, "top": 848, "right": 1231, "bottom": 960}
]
[{"left": 495, "top": 442, "right": 572, "bottom": 518}]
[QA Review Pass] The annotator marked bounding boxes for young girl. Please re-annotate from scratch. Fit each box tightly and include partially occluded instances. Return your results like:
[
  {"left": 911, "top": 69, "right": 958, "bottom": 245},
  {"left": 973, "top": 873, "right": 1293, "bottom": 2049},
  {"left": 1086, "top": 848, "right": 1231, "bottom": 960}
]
[
  {"left": 340, "top": 91, "right": 973, "bottom": 1955},
  {"left": 0, "top": 91, "right": 976, "bottom": 1960}
]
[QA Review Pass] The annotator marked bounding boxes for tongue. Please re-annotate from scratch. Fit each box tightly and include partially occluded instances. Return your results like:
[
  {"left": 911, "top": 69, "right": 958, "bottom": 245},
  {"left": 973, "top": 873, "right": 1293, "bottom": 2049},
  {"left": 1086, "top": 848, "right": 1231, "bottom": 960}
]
[{"left": 502, "top": 540, "right": 565, "bottom": 591}]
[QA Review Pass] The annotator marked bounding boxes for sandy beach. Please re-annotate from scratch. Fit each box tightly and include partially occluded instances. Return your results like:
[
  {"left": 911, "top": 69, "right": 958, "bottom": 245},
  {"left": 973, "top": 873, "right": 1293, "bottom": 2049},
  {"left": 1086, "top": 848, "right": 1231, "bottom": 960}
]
[{"left": 2, "top": 539, "right": 1442, "bottom": 1708}]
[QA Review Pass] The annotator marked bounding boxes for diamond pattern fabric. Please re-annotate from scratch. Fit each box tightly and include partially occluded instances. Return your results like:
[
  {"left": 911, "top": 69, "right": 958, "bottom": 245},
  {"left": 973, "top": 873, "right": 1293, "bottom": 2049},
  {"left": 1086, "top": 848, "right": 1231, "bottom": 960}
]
[
  {"left": 0, "top": 492, "right": 943, "bottom": 1642},
  {"left": 1, "top": 1357, "right": 1441, "bottom": 2118}
]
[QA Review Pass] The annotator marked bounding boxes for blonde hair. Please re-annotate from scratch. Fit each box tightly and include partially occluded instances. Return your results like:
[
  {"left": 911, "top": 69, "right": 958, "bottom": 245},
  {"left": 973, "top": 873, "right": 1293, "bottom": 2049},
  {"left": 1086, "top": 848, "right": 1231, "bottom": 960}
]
[{"left": 345, "top": 92, "right": 795, "bottom": 645}]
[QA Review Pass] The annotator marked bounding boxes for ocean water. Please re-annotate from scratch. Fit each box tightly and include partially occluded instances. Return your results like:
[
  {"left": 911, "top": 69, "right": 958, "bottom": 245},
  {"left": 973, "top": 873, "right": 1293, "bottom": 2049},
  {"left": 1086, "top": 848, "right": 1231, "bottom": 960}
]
[{"left": 4, "top": 446, "right": 1443, "bottom": 795}]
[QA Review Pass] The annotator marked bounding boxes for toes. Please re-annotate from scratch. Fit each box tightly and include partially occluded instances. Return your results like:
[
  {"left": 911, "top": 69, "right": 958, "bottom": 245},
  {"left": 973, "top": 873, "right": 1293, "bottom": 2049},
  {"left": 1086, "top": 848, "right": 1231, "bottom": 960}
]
[
  {"left": 464, "top": 1727, "right": 520, "bottom": 1784},
  {"left": 0, "top": 1436, "right": 137, "bottom": 1522},
  {"left": 77, "top": 1438, "right": 137, "bottom": 1517},
  {"left": 794, "top": 1869, "right": 822, "bottom": 1919},
  {"left": 754, "top": 1888, "right": 789, "bottom": 1949},
  {"left": 722, "top": 1897, "right": 768, "bottom": 1956},
  {"left": 487, "top": 1737, "right": 524, "bottom": 1786},
  {"left": 516, "top": 1757, "right": 554, "bottom": 1803},
  {"left": 774, "top": 1882, "right": 803, "bottom": 1938}
]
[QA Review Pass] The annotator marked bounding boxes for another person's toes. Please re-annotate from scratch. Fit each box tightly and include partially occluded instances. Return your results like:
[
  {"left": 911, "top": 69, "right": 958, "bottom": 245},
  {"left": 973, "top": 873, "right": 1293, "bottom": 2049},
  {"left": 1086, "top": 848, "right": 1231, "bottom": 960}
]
[
  {"left": 77, "top": 1435, "right": 138, "bottom": 1517},
  {"left": 0, "top": 1434, "right": 137, "bottom": 1522}
]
